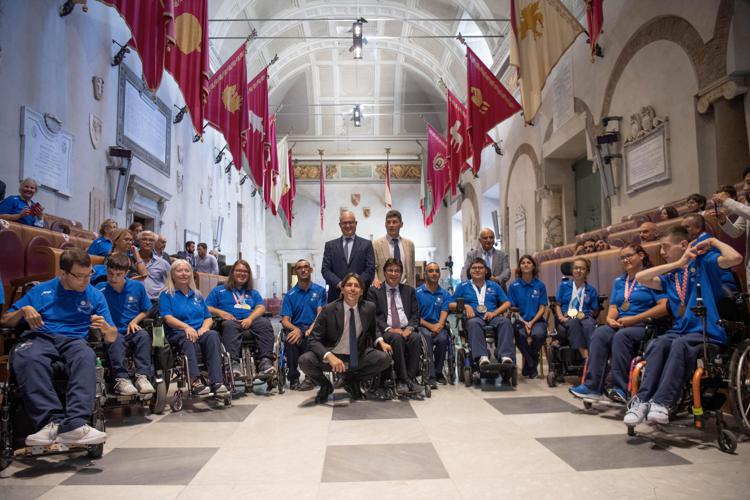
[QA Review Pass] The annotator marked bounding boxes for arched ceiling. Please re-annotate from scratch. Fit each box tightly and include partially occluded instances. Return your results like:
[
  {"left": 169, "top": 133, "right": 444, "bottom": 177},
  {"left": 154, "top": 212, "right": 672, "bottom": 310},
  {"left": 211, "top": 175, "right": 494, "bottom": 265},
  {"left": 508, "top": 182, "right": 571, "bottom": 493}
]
[{"left": 207, "top": 0, "right": 510, "bottom": 157}]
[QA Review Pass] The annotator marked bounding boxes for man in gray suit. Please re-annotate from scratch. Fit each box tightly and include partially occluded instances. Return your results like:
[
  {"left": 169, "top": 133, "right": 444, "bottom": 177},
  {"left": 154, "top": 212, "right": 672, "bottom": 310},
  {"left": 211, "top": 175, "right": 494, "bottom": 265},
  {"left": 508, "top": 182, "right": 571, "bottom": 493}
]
[
  {"left": 372, "top": 209, "right": 416, "bottom": 288},
  {"left": 461, "top": 228, "right": 510, "bottom": 288}
]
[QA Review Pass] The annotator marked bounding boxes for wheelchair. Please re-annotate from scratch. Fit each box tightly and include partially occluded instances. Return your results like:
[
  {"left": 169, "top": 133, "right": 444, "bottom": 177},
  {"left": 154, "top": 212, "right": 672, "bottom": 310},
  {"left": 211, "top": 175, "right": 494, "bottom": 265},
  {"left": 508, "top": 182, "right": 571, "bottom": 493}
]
[
  {"left": 214, "top": 314, "right": 286, "bottom": 395},
  {"left": 0, "top": 328, "right": 106, "bottom": 472},
  {"left": 626, "top": 287, "right": 750, "bottom": 454},
  {"left": 166, "top": 330, "right": 233, "bottom": 412},
  {"left": 89, "top": 318, "right": 169, "bottom": 415},
  {"left": 453, "top": 298, "right": 518, "bottom": 388}
]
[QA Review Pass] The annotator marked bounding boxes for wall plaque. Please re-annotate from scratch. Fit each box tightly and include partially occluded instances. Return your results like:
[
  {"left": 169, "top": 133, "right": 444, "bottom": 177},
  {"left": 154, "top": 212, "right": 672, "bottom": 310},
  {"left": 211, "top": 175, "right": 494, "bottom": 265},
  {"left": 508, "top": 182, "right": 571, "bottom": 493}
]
[
  {"left": 624, "top": 121, "right": 670, "bottom": 193},
  {"left": 20, "top": 106, "right": 73, "bottom": 197}
]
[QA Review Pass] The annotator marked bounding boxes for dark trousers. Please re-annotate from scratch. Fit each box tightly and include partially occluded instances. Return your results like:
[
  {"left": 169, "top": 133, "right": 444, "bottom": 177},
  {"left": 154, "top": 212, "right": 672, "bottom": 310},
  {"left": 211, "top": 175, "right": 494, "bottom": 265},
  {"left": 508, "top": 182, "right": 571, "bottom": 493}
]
[
  {"left": 418, "top": 327, "right": 450, "bottom": 378},
  {"left": 514, "top": 321, "right": 547, "bottom": 375},
  {"left": 298, "top": 348, "right": 391, "bottom": 387},
  {"left": 465, "top": 316, "right": 515, "bottom": 362},
  {"left": 13, "top": 332, "right": 96, "bottom": 433},
  {"left": 106, "top": 329, "right": 152, "bottom": 379},
  {"left": 220, "top": 317, "right": 275, "bottom": 361},
  {"left": 558, "top": 317, "right": 597, "bottom": 351},
  {"left": 584, "top": 324, "right": 645, "bottom": 393},
  {"left": 383, "top": 330, "right": 422, "bottom": 380},
  {"left": 167, "top": 329, "right": 223, "bottom": 385},
  {"left": 637, "top": 332, "right": 707, "bottom": 407},
  {"left": 284, "top": 324, "right": 310, "bottom": 383}
]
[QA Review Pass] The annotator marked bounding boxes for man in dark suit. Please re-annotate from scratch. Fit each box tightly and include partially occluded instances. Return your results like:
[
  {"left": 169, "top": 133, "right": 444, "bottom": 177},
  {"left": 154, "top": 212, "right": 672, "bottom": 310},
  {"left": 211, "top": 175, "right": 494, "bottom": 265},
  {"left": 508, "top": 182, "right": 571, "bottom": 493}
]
[
  {"left": 460, "top": 228, "right": 510, "bottom": 288},
  {"left": 321, "top": 210, "right": 376, "bottom": 302},
  {"left": 366, "top": 258, "right": 421, "bottom": 395},
  {"left": 299, "top": 273, "right": 392, "bottom": 404}
]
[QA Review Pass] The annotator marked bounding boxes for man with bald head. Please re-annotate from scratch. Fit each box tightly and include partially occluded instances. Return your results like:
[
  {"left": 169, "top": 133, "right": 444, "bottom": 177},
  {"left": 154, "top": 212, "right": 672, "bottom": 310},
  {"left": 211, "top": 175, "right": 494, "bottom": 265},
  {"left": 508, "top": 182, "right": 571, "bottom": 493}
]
[
  {"left": 460, "top": 228, "right": 510, "bottom": 288},
  {"left": 321, "top": 210, "right": 376, "bottom": 302},
  {"left": 638, "top": 222, "right": 659, "bottom": 243}
]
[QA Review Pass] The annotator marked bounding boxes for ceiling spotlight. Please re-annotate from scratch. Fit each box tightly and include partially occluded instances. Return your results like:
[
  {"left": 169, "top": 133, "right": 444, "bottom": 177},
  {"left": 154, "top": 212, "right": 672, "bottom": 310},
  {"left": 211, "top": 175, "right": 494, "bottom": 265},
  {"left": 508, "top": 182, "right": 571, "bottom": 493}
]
[
  {"left": 349, "top": 17, "right": 367, "bottom": 60},
  {"left": 352, "top": 105, "right": 361, "bottom": 127}
]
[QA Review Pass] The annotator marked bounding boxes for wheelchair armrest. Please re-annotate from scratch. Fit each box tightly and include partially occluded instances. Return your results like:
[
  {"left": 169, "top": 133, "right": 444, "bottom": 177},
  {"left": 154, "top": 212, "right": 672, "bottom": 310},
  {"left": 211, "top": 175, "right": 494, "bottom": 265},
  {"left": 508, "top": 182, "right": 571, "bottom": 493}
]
[
  {"left": 263, "top": 312, "right": 273, "bottom": 318},
  {"left": 87, "top": 327, "right": 105, "bottom": 349},
  {"left": 211, "top": 316, "right": 225, "bottom": 330}
]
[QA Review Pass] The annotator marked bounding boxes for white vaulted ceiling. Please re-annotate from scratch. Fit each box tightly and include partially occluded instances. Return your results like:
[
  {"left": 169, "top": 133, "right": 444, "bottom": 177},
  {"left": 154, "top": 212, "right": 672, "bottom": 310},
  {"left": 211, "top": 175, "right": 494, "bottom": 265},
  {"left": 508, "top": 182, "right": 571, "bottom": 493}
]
[{"left": 207, "top": 0, "right": 510, "bottom": 158}]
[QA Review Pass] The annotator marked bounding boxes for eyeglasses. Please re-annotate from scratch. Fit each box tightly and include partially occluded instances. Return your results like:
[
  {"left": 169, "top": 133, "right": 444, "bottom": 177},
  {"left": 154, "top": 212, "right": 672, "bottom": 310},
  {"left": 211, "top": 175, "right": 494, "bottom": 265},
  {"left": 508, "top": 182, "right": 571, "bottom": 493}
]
[
  {"left": 619, "top": 253, "right": 638, "bottom": 262},
  {"left": 66, "top": 269, "right": 93, "bottom": 280},
  {"left": 233, "top": 270, "right": 249, "bottom": 275},
  {"left": 572, "top": 266, "right": 588, "bottom": 272},
  {"left": 470, "top": 266, "right": 486, "bottom": 272},
  {"left": 339, "top": 221, "right": 356, "bottom": 226}
]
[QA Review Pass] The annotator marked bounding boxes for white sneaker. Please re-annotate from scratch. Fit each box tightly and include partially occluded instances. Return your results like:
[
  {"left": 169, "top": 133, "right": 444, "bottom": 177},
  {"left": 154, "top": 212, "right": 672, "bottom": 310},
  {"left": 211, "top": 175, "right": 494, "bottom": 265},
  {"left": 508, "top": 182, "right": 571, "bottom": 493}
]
[
  {"left": 500, "top": 356, "right": 514, "bottom": 365},
  {"left": 25, "top": 422, "right": 59, "bottom": 446},
  {"left": 134, "top": 374, "right": 156, "bottom": 394},
  {"left": 623, "top": 397, "right": 649, "bottom": 426},
  {"left": 56, "top": 425, "right": 107, "bottom": 445},
  {"left": 647, "top": 402, "right": 670, "bottom": 425},
  {"left": 479, "top": 356, "right": 490, "bottom": 366},
  {"left": 114, "top": 378, "right": 138, "bottom": 396}
]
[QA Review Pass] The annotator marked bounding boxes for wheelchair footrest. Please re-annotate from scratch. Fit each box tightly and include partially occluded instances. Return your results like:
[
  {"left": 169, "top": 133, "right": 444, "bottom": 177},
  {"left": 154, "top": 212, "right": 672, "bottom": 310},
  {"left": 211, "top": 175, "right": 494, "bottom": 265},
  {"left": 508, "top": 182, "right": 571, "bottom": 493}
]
[{"left": 479, "top": 363, "right": 511, "bottom": 375}]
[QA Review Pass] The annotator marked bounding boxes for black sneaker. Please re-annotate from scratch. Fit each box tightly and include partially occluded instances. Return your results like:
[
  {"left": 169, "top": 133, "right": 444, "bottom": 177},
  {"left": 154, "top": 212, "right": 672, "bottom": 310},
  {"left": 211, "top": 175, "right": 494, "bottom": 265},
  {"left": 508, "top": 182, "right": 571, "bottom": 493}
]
[
  {"left": 289, "top": 380, "right": 302, "bottom": 391},
  {"left": 298, "top": 379, "right": 316, "bottom": 391},
  {"left": 191, "top": 379, "right": 209, "bottom": 396},
  {"left": 428, "top": 378, "right": 438, "bottom": 390},
  {"left": 435, "top": 373, "right": 448, "bottom": 385},
  {"left": 211, "top": 383, "right": 229, "bottom": 395},
  {"left": 258, "top": 358, "right": 275, "bottom": 375}
]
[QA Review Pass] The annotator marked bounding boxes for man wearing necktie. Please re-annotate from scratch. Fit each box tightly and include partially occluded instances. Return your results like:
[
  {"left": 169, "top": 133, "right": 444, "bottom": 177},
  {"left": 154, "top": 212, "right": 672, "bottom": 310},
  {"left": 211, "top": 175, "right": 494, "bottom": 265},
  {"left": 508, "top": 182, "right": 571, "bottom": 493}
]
[
  {"left": 460, "top": 228, "right": 510, "bottom": 289},
  {"left": 372, "top": 210, "right": 416, "bottom": 288},
  {"left": 367, "top": 258, "right": 421, "bottom": 395},
  {"left": 299, "top": 273, "right": 392, "bottom": 404},
  {"left": 321, "top": 211, "right": 376, "bottom": 303}
]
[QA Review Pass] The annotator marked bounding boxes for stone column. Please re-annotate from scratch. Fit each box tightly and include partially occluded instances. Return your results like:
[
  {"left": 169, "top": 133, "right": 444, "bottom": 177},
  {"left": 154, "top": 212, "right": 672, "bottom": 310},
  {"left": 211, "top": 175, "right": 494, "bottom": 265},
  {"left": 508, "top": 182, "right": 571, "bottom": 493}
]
[{"left": 537, "top": 185, "right": 563, "bottom": 250}]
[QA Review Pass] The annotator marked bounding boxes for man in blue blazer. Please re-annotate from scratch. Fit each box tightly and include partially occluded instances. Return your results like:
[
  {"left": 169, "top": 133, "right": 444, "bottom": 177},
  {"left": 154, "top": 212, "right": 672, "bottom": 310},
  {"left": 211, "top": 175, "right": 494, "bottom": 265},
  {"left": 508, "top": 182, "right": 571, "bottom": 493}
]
[{"left": 321, "top": 211, "right": 376, "bottom": 303}]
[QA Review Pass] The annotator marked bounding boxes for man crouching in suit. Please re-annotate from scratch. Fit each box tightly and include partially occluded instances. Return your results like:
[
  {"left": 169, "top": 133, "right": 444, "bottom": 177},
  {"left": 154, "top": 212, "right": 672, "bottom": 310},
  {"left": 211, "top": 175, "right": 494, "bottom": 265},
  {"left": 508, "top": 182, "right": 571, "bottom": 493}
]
[
  {"left": 367, "top": 258, "right": 421, "bottom": 396},
  {"left": 299, "top": 273, "right": 393, "bottom": 404}
]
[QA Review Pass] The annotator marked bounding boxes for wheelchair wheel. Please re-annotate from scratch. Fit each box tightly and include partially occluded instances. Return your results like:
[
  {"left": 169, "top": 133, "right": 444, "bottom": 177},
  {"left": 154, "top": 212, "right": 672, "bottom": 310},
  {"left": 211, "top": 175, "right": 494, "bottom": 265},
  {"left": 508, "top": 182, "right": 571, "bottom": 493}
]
[
  {"left": 277, "top": 368, "right": 286, "bottom": 395},
  {"left": 718, "top": 428, "right": 738, "bottom": 454},
  {"left": 149, "top": 379, "right": 167, "bottom": 415},
  {"left": 546, "top": 372, "right": 557, "bottom": 388},
  {"left": 463, "top": 367, "right": 472, "bottom": 387},
  {"left": 87, "top": 408, "right": 106, "bottom": 459},
  {"left": 729, "top": 339, "right": 750, "bottom": 435},
  {"left": 170, "top": 391, "right": 183, "bottom": 412},
  {"left": 510, "top": 367, "right": 518, "bottom": 387}
]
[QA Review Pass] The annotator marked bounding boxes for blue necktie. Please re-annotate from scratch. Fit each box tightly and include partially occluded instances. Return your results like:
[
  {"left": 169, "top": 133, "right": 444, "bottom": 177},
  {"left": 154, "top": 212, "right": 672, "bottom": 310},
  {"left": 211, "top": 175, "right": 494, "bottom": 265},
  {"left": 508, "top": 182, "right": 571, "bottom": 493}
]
[
  {"left": 344, "top": 238, "right": 352, "bottom": 263},
  {"left": 349, "top": 307, "right": 358, "bottom": 369},
  {"left": 392, "top": 238, "right": 401, "bottom": 261}
]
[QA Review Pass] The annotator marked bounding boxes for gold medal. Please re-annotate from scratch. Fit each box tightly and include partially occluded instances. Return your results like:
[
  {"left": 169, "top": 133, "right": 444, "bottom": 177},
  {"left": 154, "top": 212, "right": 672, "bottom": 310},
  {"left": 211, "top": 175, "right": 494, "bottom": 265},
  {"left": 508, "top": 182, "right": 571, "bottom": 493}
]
[
  {"left": 476, "top": 304, "right": 487, "bottom": 314},
  {"left": 576, "top": 312, "right": 585, "bottom": 320},
  {"left": 567, "top": 308, "right": 578, "bottom": 319},
  {"left": 678, "top": 304, "right": 686, "bottom": 317},
  {"left": 621, "top": 301, "right": 630, "bottom": 312}
]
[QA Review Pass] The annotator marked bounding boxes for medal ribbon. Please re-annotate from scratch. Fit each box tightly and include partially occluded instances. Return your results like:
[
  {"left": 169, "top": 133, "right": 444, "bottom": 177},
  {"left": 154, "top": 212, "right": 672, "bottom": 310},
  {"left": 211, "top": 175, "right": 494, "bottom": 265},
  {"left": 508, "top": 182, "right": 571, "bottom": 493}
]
[
  {"left": 232, "top": 289, "right": 247, "bottom": 305},
  {"left": 623, "top": 275, "right": 637, "bottom": 304},
  {"left": 674, "top": 266, "right": 689, "bottom": 309},
  {"left": 471, "top": 282, "right": 487, "bottom": 310},
  {"left": 568, "top": 282, "right": 585, "bottom": 312}
]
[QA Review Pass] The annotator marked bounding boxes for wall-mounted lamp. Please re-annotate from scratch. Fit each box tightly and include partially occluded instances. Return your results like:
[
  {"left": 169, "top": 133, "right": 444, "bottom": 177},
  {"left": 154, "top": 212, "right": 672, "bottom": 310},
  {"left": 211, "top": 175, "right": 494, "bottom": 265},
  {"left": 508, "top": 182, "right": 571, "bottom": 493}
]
[
  {"left": 106, "top": 146, "right": 132, "bottom": 209},
  {"left": 214, "top": 145, "right": 227, "bottom": 164},
  {"left": 173, "top": 105, "right": 187, "bottom": 124},
  {"left": 352, "top": 104, "right": 362, "bottom": 127},
  {"left": 111, "top": 39, "right": 130, "bottom": 67}
]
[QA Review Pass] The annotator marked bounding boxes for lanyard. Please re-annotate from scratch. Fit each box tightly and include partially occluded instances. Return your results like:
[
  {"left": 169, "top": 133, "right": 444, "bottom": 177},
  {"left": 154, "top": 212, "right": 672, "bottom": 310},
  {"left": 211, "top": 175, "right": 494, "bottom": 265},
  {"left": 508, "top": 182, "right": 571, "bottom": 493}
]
[
  {"left": 674, "top": 266, "right": 689, "bottom": 308},
  {"left": 569, "top": 282, "right": 585, "bottom": 311},
  {"left": 623, "top": 275, "right": 637, "bottom": 303},
  {"left": 471, "top": 282, "right": 487, "bottom": 307},
  {"left": 232, "top": 289, "right": 247, "bottom": 305}
]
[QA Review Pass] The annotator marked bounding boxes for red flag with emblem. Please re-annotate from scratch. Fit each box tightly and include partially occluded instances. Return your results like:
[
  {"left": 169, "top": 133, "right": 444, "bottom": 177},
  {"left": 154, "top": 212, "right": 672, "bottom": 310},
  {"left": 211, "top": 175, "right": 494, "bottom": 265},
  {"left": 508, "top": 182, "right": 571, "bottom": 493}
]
[
  {"left": 245, "top": 68, "right": 269, "bottom": 192},
  {"left": 585, "top": 0, "right": 604, "bottom": 60},
  {"left": 205, "top": 43, "right": 248, "bottom": 171},
  {"left": 426, "top": 124, "right": 451, "bottom": 226},
  {"left": 165, "top": 0, "right": 209, "bottom": 135},
  {"left": 103, "top": 0, "right": 175, "bottom": 92},
  {"left": 466, "top": 47, "right": 521, "bottom": 176},
  {"left": 263, "top": 114, "right": 279, "bottom": 213}
]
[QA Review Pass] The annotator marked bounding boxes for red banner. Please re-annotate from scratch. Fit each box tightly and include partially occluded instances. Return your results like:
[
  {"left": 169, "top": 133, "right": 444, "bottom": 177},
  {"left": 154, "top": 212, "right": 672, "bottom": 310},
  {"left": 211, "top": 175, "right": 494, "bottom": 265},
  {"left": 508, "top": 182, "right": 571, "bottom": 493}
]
[
  {"left": 263, "top": 114, "right": 278, "bottom": 213},
  {"left": 447, "top": 91, "right": 471, "bottom": 195},
  {"left": 426, "top": 124, "right": 451, "bottom": 226},
  {"left": 319, "top": 155, "right": 326, "bottom": 230},
  {"left": 103, "top": 0, "right": 175, "bottom": 92},
  {"left": 466, "top": 47, "right": 521, "bottom": 175},
  {"left": 165, "top": 0, "right": 209, "bottom": 135},
  {"left": 586, "top": 0, "right": 604, "bottom": 59},
  {"left": 205, "top": 43, "right": 248, "bottom": 172},
  {"left": 245, "top": 68, "right": 269, "bottom": 191}
]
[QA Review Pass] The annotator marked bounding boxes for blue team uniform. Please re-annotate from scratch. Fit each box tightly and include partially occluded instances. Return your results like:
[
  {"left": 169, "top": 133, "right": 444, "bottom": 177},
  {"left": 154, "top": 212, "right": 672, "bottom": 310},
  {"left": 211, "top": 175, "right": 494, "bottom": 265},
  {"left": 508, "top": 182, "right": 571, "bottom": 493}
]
[
  {"left": 416, "top": 284, "right": 452, "bottom": 379},
  {"left": 10, "top": 278, "right": 113, "bottom": 433},
  {"left": 555, "top": 279, "right": 599, "bottom": 351},
  {"left": 281, "top": 283, "right": 326, "bottom": 383},
  {"left": 508, "top": 278, "right": 548, "bottom": 376},
  {"left": 87, "top": 237, "right": 113, "bottom": 257},
  {"left": 0, "top": 194, "right": 41, "bottom": 226},
  {"left": 97, "top": 279, "right": 152, "bottom": 378}
]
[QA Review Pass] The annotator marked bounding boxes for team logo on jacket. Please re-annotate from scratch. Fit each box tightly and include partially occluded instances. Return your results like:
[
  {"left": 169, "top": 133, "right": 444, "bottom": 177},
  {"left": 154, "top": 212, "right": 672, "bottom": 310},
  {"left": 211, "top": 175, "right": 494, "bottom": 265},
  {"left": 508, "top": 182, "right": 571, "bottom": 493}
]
[{"left": 77, "top": 300, "right": 93, "bottom": 314}]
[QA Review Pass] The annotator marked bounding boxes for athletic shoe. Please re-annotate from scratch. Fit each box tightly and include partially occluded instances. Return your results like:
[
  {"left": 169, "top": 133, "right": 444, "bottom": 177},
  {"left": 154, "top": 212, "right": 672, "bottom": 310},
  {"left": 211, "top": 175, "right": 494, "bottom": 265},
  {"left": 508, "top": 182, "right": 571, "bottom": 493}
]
[
  {"left": 500, "top": 357, "right": 514, "bottom": 365},
  {"left": 211, "top": 383, "right": 229, "bottom": 395},
  {"left": 258, "top": 358, "right": 275, "bottom": 375},
  {"left": 191, "top": 379, "right": 210, "bottom": 396},
  {"left": 479, "top": 356, "right": 490, "bottom": 366},
  {"left": 134, "top": 374, "right": 155, "bottom": 394},
  {"left": 298, "top": 378, "right": 316, "bottom": 391},
  {"left": 428, "top": 378, "right": 438, "bottom": 390},
  {"left": 606, "top": 387, "right": 628, "bottom": 404},
  {"left": 289, "top": 380, "right": 302, "bottom": 390},
  {"left": 25, "top": 422, "right": 59, "bottom": 446},
  {"left": 231, "top": 361, "right": 243, "bottom": 379},
  {"left": 435, "top": 373, "right": 448, "bottom": 385},
  {"left": 647, "top": 402, "right": 670, "bottom": 424},
  {"left": 623, "top": 397, "right": 649, "bottom": 426},
  {"left": 114, "top": 378, "right": 138, "bottom": 396},
  {"left": 569, "top": 384, "right": 602, "bottom": 400},
  {"left": 56, "top": 425, "right": 107, "bottom": 445}
]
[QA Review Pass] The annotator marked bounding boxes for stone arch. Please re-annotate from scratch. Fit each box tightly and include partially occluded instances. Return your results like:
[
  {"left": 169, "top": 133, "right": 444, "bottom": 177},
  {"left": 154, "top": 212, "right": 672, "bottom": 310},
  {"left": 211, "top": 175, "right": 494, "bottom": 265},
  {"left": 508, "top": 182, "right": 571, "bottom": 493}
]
[
  {"left": 600, "top": 0, "right": 734, "bottom": 119},
  {"left": 503, "top": 143, "right": 543, "bottom": 256}
]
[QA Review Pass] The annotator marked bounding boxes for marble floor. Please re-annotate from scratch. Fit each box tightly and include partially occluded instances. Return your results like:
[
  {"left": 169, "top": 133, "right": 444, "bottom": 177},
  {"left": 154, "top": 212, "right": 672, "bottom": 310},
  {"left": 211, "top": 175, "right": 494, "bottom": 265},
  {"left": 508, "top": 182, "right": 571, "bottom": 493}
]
[{"left": 2, "top": 375, "right": 749, "bottom": 500}]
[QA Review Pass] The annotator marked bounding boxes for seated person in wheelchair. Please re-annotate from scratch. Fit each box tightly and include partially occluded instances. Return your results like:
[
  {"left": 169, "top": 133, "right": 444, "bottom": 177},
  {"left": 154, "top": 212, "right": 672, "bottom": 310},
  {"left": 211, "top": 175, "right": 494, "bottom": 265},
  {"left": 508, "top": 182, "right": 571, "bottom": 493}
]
[
  {"left": 416, "top": 261, "right": 451, "bottom": 386},
  {"left": 570, "top": 244, "right": 667, "bottom": 402},
  {"left": 449, "top": 257, "right": 514, "bottom": 367},
  {"left": 159, "top": 259, "right": 228, "bottom": 396},
  {"left": 206, "top": 259, "right": 276, "bottom": 379},
  {"left": 509, "top": 255, "right": 548, "bottom": 379},
  {"left": 299, "top": 273, "right": 393, "bottom": 404},
  {"left": 624, "top": 227, "right": 742, "bottom": 426},
  {"left": 280, "top": 259, "right": 326, "bottom": 391},
  {"left": 366, "top": 258, "right": 421, "bottom": 395},
  {"left": 96, "top": 253, "right": 155, "bottom": 396},
  {"left": 0, "top": 248, "right": 116, "bottom": 446},
  {"left": 554, "top": 257, "right": 599, "bottom": 358}
]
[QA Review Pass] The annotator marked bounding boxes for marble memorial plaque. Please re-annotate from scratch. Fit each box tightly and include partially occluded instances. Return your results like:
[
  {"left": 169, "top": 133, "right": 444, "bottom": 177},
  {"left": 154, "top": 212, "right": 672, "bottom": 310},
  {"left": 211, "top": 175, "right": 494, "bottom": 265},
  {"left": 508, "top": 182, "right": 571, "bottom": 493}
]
[
  {"left": 20, "top": 106, "right": 73, "bottom": 197},
  {"left": 625, "top": 122, "right": 670, "bottom": 193}
]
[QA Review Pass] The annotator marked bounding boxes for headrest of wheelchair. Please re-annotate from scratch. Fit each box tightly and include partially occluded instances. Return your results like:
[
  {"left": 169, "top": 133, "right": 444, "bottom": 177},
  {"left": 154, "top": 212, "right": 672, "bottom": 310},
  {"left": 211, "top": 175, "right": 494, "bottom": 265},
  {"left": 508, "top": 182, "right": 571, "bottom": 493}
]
[{"left": 560, "top": 261, "right": 573, "bottom": 277}]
